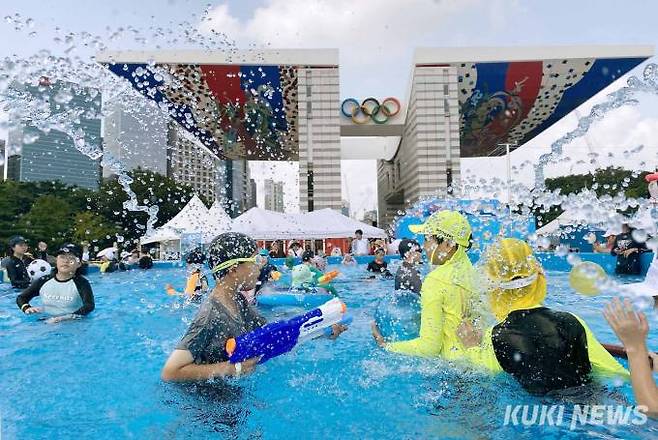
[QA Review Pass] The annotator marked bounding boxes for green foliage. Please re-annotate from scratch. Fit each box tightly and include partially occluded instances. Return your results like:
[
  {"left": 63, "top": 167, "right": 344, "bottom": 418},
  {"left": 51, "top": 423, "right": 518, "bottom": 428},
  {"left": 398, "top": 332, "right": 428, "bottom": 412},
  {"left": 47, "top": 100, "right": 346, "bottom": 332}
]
[
  {"left": 72, "top": 211, "right": 119, "bottom": 248},
  {"left": 0, "top": 168, "right": 203, "bottom": 252},
  {"left": 536, "top": 167, "right": 649, "bottom": 226},
  {"left": 18, "top": 195, "right": 73, "bottom": 248}
]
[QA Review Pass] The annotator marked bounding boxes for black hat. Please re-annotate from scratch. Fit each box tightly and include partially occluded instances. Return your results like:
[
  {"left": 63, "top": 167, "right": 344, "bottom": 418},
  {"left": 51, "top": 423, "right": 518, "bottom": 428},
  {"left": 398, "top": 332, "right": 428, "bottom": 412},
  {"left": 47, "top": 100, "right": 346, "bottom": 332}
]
[
  {"left": 8, "top": 236, "right": 27, "bottom": 248},
  {"left": 398, "top": 239, "right": 420, "bottom": 258},
  {"left": 56, "top": 243, "right": 82, "bottom": 259},
  {"left": 301, "top": 250, "right": 314, "bottom": 262},
  {"left": 207, "top": 232, "right": 257, "bottom": 277}
]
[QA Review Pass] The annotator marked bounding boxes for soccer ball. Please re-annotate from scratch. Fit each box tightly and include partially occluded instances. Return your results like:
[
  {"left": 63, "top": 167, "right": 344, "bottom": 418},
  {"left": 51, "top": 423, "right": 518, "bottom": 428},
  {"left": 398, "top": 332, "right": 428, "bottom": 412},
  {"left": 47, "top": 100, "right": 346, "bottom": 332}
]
[{"left": 28, "top": 259, "right": 52, "bottom": 282}]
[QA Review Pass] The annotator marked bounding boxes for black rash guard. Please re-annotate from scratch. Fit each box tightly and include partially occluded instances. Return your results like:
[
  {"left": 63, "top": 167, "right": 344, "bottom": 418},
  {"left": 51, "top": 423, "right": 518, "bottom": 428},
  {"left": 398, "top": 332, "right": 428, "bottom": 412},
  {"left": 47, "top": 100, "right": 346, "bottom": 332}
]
[
  {"left": 6, "top": 255, "right": 31, "bottom": 289},
  {"left": 17, "top": 274, "right": 95, "bottom": 316},
  {"left": 367, "top": 260, "right": 392, "bottom": 277},
  {"left": 491, "top": 307, "right": 591, "bottom": 395}
]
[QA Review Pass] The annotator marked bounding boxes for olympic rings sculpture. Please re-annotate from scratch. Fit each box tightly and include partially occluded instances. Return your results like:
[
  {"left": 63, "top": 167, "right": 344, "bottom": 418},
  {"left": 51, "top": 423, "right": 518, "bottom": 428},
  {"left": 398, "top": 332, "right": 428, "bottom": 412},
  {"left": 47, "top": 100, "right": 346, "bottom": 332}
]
[{"left": 340, "top": 97, "right": 401, "bottom": 124}]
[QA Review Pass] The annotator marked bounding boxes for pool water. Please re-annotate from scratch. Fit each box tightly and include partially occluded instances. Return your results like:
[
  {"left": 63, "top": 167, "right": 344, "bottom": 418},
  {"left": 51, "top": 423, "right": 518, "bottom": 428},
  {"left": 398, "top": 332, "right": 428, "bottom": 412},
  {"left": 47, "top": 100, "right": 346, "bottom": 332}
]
[{"left": 1, "top": 264, "right": 657, "bottom": 439}]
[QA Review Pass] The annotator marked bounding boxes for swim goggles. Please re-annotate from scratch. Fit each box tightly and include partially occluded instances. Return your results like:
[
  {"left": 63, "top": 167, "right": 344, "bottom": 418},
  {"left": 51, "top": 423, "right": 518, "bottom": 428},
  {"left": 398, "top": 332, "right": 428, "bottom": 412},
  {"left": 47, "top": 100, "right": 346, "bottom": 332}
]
[
  {"left": 211, "top": 257, "right": 257, "bottom": 274},
  {"left": 490, "top": 273, "right": 539, "bottom": 290}
]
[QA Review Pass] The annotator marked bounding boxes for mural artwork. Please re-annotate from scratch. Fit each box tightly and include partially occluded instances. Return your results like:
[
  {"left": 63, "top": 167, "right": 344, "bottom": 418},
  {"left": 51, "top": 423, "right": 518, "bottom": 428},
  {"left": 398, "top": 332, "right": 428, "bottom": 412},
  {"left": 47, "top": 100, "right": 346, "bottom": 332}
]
[
  {"left": 105, "top": 63, "right": 300, "bottom": 160},
  {"left": 456, "top": 57, "right": 647, "bottom": 157}
]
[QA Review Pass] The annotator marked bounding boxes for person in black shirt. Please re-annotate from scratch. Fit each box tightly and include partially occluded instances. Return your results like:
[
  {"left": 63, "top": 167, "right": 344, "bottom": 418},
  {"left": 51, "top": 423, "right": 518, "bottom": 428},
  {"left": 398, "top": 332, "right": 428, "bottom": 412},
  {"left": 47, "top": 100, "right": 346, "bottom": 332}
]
[
  {"left": 612, "top": 224, "right": 647, "bottom": 275},
  {"left": 6, "top": 236, "right": 32, "bottom": 289},
  {"left": 35, "top": 241, "right": 53, "bottom": 263},
  {"left": 395, "top": 239, "right": 422, "bottom": 294},
  {"left": 367, "top": 248, "right": 392, "bottom": 278}
]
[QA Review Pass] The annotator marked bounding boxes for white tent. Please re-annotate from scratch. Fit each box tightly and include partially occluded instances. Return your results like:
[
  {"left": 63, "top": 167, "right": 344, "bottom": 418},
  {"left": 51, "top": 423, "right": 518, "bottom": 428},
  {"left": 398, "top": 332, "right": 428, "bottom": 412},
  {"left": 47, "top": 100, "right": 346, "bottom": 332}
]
[
  {"left": 140, "top": 195, "right": 210, "bottom": 245},
  {"left": 303, "top": 208, "right": 387, "bottom": 239},
  {"left": 203, "top": 200, "right": 233, "bottom": 242},
  {"left": 230, "top": 207, "right": 387, "bottom": 240},
  {"left": 160, "top": 195, "right": 210, "bottom": 232},
  {"left": 231, "top": 207, "right": 303, "bottom": 240}
]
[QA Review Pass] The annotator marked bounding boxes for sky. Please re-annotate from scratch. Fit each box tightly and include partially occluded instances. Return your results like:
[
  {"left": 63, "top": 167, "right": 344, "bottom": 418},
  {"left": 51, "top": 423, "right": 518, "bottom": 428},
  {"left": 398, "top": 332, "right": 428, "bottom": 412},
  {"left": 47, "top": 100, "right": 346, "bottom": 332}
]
[{"left": 1, "top": 0, "right": 658, "bottom": 219}]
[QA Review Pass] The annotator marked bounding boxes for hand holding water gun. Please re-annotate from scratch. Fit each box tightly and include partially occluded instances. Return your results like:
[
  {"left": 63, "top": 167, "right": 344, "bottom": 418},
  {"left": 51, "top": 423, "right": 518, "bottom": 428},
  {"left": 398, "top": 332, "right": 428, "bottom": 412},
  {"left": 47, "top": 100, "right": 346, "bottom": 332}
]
[
  {"left": 226, "top": 298, "right": 351, "bottom": 364},
  {"left": 317, "top": 270, "right": 340, "bottom": 284}
]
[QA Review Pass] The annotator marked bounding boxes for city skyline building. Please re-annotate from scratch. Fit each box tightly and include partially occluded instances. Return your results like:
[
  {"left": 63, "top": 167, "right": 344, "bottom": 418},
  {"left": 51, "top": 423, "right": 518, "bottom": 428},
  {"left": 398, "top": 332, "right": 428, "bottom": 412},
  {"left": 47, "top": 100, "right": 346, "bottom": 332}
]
[
  {"left": 102, "top": 98, "right": 169, "bottom": 178},
  {"left": 264, "top": 178, "right": 285, "bottom": 212},
  {"left": 6, "top": 81, "right": 102, "bottom": 190}
]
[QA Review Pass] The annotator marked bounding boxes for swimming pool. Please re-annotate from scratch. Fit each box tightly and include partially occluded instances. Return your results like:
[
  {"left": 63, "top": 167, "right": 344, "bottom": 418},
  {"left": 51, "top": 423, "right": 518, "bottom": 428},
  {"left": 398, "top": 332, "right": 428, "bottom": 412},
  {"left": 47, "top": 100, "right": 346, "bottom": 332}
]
[{"left": 1, "top": 264, "right": 657, "bottom": 439}]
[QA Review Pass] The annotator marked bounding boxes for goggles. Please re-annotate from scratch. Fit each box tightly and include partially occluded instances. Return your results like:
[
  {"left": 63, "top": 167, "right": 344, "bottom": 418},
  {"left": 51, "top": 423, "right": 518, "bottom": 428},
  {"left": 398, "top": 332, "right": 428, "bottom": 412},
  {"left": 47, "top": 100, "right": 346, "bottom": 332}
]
[
  {"left": 211, "top": 257, "right": 257, "bottom": 274},
  {"left": 489, "top": 273, "right": 539, "bottom": 290}
]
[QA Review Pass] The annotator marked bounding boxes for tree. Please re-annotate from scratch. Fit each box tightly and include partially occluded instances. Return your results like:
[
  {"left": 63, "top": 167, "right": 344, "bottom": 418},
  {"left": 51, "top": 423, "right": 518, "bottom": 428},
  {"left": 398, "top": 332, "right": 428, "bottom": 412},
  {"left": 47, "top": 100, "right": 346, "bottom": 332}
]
[
  {"left": 72, "top": 211, "right": 119, "bottom": 248},
  {"left": 18, "top": 195, "right": 74, "bottom": 248},
  {"left": 94, "top": 168, "right": 207, "bottom": 245},
  {"left": 536, "top": 167, "right": 649, "bottom": 226}
]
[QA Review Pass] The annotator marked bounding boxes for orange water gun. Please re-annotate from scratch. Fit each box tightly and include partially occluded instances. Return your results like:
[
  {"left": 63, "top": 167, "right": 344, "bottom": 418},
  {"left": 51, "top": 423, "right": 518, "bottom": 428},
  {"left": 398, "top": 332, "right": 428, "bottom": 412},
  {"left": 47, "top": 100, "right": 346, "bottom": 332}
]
[{"left": 317, "top": 270, "right": 339, "bottom": 284}]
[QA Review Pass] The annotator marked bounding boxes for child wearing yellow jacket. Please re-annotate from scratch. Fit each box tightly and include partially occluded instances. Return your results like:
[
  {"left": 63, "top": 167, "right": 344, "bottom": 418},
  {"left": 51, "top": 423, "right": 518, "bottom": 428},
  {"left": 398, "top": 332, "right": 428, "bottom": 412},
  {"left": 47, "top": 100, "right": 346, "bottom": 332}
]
[
  {"left": 458, "top": 238, "right": 628, "bottom": 394},
  {"left": 372, "top": 210, "right": 481, "bottom": 360}
]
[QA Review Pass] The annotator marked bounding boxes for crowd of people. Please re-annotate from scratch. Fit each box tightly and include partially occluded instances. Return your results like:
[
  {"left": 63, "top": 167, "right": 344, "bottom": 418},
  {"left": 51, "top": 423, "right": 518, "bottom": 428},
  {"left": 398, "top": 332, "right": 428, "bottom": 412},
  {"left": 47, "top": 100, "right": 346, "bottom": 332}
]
[{"left": 3, "top": 212, "right": 658, "bottom": 417}]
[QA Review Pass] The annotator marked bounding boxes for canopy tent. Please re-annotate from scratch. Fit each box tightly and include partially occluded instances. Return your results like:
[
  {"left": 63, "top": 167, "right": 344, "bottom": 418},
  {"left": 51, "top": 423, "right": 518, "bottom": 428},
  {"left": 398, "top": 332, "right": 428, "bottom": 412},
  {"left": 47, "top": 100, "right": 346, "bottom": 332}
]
[
  {"left": 230, "top": 208, "right": 306, "bottom": 240},
  {"left": 203, "top": 200, "right": 234, "bottom": 242},
  {"left": 140, "top": 227, "right": 181, "bottom": 245},
  {"left": 140, "top": 195, "right": 211, "bottom": 245},
  {"left": 230, "top": 207, "right": 387, "bottom": 240},
  {"left": 302, "top": 208, "right": 387, "bottom": 239}
]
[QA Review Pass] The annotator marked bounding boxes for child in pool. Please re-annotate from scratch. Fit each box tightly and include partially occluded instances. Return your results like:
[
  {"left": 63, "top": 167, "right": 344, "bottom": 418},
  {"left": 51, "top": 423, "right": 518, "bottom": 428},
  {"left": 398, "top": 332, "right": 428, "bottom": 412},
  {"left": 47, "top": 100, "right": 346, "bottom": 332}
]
[
  {"left": 604, "top": 298, "right": 658, "bottom": 416},
  {"left": 457, "top": 238, "right": 628, "bottom": 395},
  {"left": 342, "top": 253, "right": 356, "bottom": 266},
  {"left": 17, "top": 244, "right": 95, "bottom": 324},
  {"left": 161, "top": 233, "right": 346, "bottom": 382},
  {"left": 371, "top": 210, "right": 480, "bottom": 360},
  {"left": 366, "top": 248, "right": 392, "bottom": 278}
]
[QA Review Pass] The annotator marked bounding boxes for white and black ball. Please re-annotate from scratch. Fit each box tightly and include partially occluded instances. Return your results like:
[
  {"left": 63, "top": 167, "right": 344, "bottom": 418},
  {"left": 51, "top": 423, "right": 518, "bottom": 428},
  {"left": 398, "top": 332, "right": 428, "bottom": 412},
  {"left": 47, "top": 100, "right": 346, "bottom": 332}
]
[{"left": 27, "top": 259, "right": 52, "bottom": 282}]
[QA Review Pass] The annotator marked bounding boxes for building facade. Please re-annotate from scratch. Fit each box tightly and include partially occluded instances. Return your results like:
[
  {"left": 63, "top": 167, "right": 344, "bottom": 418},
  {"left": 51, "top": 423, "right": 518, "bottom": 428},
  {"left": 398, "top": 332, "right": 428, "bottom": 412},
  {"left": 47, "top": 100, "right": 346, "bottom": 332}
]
[
  {"left": 297, "top": 63, "right": 342, "bottom": 212},
  {"left": 102, "top": 98, "right": 169, "bottom": 177},
  {"left": 247, "top": 178, "right": 258, "bottom": 210},
  {"left": 375, "top": 46, "right": 652, "bottom": 226},
  {"left": 6, "top": 81, "right": 102, "bottom": 190},
  {"left": 264, "top": 179, "right": 285, "bottom": 212}
]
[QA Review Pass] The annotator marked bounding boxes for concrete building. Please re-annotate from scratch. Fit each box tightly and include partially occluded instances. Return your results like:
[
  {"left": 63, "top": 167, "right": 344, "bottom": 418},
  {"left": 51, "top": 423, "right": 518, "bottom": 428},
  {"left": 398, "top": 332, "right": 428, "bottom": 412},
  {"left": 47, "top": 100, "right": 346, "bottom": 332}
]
[
  {"left": 341, "top": 200, "right": 350, "bottom": 218},
  {"left": 97, "top": 49, "right": 342, "bottom": 214},
  {"left": 6, "top": 81, "right": 102, "bottom": 189},
  {"left": 374, "top": 46, "right": 652, "bottom": 226},
  {"left": 97, "top": 46, "right": 652, "bottom": 225},
  {"left": 167, "top": 125, "right": 222, "bottom": 202},
  {"left": 0, "top": 139, "right": 5, "bottom": 180},
  {"left": 247, "top": 178, "right": 258, "bottom": 210},
  {"left": 102, "top": 98, "right": 169, "bottom": 177},
  {"left": 264, "top": 179, "right": 285, "bottom": 212}
]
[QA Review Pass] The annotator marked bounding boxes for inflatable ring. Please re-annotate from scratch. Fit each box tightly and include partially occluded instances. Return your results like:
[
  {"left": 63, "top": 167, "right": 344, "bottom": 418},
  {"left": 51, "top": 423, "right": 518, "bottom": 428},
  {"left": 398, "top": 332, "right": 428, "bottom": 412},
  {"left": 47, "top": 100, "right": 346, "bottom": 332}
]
[{"left": 645, "top": 172, "right": 658, "bottom": 182}]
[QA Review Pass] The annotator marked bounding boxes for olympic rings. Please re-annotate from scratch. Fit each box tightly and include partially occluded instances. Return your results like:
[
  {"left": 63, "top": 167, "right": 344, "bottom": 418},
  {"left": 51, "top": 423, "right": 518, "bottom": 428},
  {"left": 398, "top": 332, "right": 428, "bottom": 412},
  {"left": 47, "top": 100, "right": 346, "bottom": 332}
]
[{"left": 341, "top": 97, "right": 401, "bottom": 124}]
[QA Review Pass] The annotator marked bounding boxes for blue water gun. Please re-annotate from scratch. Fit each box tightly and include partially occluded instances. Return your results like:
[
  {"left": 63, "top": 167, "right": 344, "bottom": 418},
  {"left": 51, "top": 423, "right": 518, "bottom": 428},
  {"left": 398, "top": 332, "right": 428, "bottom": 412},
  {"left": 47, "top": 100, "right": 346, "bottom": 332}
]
[{"left": 225, "top": 298, "right": 350, "bottom": 364}]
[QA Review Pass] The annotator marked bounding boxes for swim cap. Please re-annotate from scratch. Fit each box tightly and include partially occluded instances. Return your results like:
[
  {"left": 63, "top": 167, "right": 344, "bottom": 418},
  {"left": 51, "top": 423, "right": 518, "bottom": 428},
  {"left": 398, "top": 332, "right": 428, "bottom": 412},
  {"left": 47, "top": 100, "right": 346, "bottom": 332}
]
[
  {"left": 409, "top": 210, "right": 472, "bottom": 247},
  {"left": 56, "top": 243, "right": 82, "bottom": 259},
  {"left": 207, "top": 232, "right": 257, "bottom": 278},
  {"left": 481, "top": 238, "right": 547, "bottom": 320},
  {"left": 398, "top": 239, "right": 420, "bottom": 258}
]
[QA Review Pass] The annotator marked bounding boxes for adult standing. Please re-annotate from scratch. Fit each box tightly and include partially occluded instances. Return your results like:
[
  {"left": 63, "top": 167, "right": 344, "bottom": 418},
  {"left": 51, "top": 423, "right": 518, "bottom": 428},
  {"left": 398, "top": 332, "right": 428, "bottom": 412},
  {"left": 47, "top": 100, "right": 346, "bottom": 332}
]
[
  {"left": 351, "top": 230, "right": 370, "bottom": 256},
  {"left": 612, "top": 224, "right": 647, "bottom": 275}
]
